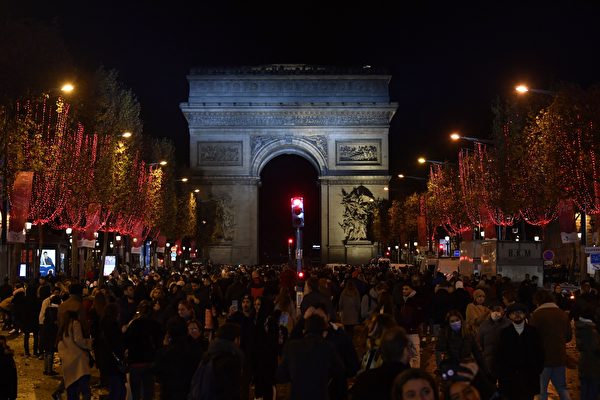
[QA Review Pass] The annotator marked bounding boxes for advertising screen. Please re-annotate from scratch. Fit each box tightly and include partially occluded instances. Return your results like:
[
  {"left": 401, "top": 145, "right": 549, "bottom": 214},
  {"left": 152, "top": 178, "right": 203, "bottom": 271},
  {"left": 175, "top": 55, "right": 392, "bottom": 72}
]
[
  {"left": 104, "top": 255, "right": 117, "bottom": 276},
  {"left": 39, "top": 249, "right": 56, "bottom": 277},
  {"left": 19, "top": 263, "right": 27, "bottom": 278}
]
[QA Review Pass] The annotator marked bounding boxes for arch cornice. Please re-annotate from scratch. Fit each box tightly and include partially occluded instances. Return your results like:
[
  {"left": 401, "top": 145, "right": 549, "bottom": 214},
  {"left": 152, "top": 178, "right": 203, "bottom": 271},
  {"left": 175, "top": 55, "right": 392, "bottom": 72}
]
[{"left": 251, "top": 137, "right": 328, "bottom": 176}]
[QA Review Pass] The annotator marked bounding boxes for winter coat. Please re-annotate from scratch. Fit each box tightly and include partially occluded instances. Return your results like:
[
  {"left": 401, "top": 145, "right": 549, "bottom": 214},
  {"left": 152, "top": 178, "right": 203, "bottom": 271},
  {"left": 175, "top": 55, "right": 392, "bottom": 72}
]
[
  {"left": 575, "top": 319, "right": 600, "bottom": 381},
  {"left": 153, "top": 336, "right": 198, "bottom": 400},
  {"left": 431, "top": 289, "right": 452, "bottom": 325},
  {"left": 495, "top": 324, "right": 544, "bottom": 399},
  {"left": 349, "top": 361, "right": 409, "bottom": 400},
  {"left": 0, "top": 347, "right": 17, "bottom": 399},
  {"left": 393, "top": 290, "right": 423, "bottom": 334},
  {"left": 124, "top": 315, "right": 163, "bottom": 364},
  {"left": 200, "top": 338, "right": 244, "bottom": 400},
  {"left": 277, "top": 333, "right": 346, "bottom": 400},
  {"left": 466, "top": 303, "right": 489, "bottom": 335},
  {"left": 529, "top": 302, "right": 572, "bottom": 367},
  {"left": 100, "top": 316, "right": 125, "bottom": 376},
  {"left": 478, "top": 316, "right": 511, "bottom": 375},
  {"left": 435, "top": 326, "right": 484, "bottom": 368},
  {"left": 12, "top": 289, "right": 39, "bottom": 332},
  {"left": 338, "top": 291, "right": 361, "bottom": 326},
  {"left": 360, "top": 288, "right": 378, "bottom": 320},
  {"left": 57, "top": 320, "right": 92, "bottom": 389},
  {"left": 40, "top": 305, "right": 59, "bottom": 352}
]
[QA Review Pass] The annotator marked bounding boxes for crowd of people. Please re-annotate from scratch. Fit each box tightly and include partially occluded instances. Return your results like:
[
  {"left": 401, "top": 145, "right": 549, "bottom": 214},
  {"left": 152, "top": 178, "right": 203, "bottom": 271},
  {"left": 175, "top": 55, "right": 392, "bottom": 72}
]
[{"left": 0, "top": 262, "right": 599, "bottom": 400}]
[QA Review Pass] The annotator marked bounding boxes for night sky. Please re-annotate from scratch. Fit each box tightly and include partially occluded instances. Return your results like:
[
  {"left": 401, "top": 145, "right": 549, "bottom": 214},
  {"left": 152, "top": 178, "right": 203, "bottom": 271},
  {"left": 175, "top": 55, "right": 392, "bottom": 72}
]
[{"left": 5, "top": 2, "right": 600, "bottom": 258}]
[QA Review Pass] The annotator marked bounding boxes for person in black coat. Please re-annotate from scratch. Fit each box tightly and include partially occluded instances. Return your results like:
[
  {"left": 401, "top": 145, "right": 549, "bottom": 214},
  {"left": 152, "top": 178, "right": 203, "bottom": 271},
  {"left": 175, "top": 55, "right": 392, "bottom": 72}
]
[
  {"left": 13, "top": 284, "right": 41, "bottom": 356},
  {"left": 0, "top": 335, "right": 17, "bottom": 400},
  {"left": 101, "top": 303, "right": 126, "bottom": 400},
  {"left": 349, "top": 327, "right": 410, "bottom": 400},
  {"left": 153, "top": 317, "right": 198, "bottom": 400},
  {"left": 494, "top": 303, "right": 544, "bottom": 400},
  {"left": 277, "top": 315, "right": 346, "bottom": 400},
  {"left": 290, "top": 303, "right": 360, "bottom": 380},
  {"left": 124, "top": 300, "right": 163, "bottom": 400},
  {"left": 40, "top": 295, "right": 61, "bottom": 375}
]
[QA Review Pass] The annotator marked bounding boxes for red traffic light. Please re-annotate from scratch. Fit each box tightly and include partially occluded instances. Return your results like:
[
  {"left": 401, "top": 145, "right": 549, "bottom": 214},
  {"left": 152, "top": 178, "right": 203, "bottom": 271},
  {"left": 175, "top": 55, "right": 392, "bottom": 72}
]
[
  {"left": 291, "top": 196, "right": 305, "bottom": 228},
  {"left": 439, "top": 244, "right": 445, "bottom": 250},
  {"left": 298, "top": 271, "right": 304, "bottom": 279},
  {"left": 288, "top": 238, "right": 293, "bottom": 244}
]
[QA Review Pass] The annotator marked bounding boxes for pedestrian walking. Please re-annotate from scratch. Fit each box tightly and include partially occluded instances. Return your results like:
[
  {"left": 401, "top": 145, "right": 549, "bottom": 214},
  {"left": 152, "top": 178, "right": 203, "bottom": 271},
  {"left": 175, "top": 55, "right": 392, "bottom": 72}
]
[
  {"left": 495, "top": 303, "right": 544, "bottom": 400},
  {"left": 57, "top": 310, "right": 92, "bottom": 400},
  {"left": 575, "top": 305, "right": 600, "bottom": 400},
  {"left": 529, "top": 289, "right": 572, "bottom": 400}
]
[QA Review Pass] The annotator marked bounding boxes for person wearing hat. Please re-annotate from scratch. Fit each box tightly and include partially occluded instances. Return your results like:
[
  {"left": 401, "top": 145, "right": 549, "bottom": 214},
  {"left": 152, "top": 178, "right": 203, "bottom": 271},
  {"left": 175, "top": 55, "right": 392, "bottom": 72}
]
[
  {"left": 478, "top": 302, "right": 510, "bottom": 381},
  {"left": 494, "top": 303, "right": 544, "bottom": 400}
]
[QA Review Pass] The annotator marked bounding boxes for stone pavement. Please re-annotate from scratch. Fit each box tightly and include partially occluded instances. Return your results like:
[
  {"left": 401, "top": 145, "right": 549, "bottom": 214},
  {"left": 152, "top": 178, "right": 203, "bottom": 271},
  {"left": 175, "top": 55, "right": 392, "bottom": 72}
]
[{"left": 4, "top": 324, "right": 581, "bottom": 399}]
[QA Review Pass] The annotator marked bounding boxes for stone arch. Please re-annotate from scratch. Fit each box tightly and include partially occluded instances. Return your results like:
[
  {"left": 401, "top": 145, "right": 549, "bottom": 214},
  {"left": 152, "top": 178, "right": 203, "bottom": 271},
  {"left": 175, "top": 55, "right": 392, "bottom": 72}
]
[{"left": 251, "top": 137, "right": 327, "bottom": 177}]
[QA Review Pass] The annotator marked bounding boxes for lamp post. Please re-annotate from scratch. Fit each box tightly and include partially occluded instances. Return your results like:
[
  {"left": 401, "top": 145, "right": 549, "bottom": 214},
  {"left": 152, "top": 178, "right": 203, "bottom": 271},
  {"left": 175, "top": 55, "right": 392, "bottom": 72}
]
[
  {"left": 450, "top": 132, "right": 494, "bottom": 145},
  {"left": 515, "top": 85, "right": 555, "bottom": 96},
  {"left": 395, "top": 245, "right": 400, "bottom": 264},
  {"left": 397, "top": 174, "right": 427, "bottom": 181}
]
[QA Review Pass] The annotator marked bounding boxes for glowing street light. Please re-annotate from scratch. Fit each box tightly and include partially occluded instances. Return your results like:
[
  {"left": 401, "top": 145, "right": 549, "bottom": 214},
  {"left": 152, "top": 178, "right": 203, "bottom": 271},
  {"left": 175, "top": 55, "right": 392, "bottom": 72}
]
[
  {"left": 515, "top": 84, "right": 554, "bottom": 96},
  {"left": 418, "top": 157, "right": 444, "bottom": 165},
  {"left": 449, "top": 132, "right": 494, "bottom": 145},
  {"left": 398, "top": 174, "right": 427, "bottom": 181},
  {"left": 194, "top": 189, "right": 200, "bottom": 193},
  {"left": 384, "top": 187, "right": 389, "bottom": 191},
  {"left": 515, "top": 84, "right": 529, "bottom": 94},
  {"left": 180, "top": 177, "right": 189, "bottom": 182},
  {"left": 121, "top": 132, "right": 132, "bottom": 138},
  {"left": 159, "top": 160, "right": 168, "bottom": 166},
  {"left": 61, "top": 83, "right": 75, "bottom": 93}
]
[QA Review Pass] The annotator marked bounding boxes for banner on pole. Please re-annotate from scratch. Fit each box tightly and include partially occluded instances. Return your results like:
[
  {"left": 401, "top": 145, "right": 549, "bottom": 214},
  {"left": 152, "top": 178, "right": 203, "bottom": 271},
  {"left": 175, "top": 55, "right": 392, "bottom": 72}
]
[{"left": 8, "top": 172, "right": 34, "bottom": 243}]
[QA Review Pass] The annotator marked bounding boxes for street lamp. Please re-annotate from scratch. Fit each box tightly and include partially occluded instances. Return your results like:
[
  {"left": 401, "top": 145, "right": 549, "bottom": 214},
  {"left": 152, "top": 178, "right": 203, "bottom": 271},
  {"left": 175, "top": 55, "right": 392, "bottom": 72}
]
[
  {"left": 418, "top": 157, "right": 444, "bottom": 165},
  {"left": 450, "top": 132, "right": 494, "bottom": 145},
  {"left": 398, "top": 174, "right": 427, "bottom": 181},
  {"left": 121, "top": 132, "right": 132, "bottom": 138},
  {"left": 180, "top": 178, "right": 188, "bottom": 182},
  {"left": 515, "top": 84, "right": 554, "bottom": 96},
  {"left": 61, "top": 83, "right": 75, "bottom": 93},
  {"left": 148, "top": 160, "right": 168, "bottom": 167}
]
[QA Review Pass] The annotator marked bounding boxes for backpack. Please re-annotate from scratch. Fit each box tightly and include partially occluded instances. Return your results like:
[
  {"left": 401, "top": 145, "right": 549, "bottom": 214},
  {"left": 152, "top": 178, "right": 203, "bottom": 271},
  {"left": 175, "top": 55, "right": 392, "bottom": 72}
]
[{"left": 188, "top": 354, "right": 218, "bottom": 400}]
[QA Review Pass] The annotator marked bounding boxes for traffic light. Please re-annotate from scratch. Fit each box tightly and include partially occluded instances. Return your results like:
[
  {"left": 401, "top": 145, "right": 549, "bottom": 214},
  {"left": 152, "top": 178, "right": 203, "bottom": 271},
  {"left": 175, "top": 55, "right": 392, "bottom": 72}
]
[
  {"left": 288, "top": 238, "right": 293, "bottom": 245},
  {"left": 298, "top": 271, "right": 304, "bottom": 279},
  {"left": 291, "top": 197, "right": 305, "bottom": 228}
]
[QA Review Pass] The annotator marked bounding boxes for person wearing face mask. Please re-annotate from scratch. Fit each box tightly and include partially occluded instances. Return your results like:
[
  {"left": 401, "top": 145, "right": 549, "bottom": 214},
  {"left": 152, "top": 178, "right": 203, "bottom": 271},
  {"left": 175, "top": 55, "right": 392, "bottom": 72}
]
[
  {"left": 495, "top": 303, "right": 544, "bottom": 400},
  {"left": 435, "top": 310, "right": 484, "bottom": 369},
  {"left": 478, "top": 304, "right": 510, "bottom": 381}
]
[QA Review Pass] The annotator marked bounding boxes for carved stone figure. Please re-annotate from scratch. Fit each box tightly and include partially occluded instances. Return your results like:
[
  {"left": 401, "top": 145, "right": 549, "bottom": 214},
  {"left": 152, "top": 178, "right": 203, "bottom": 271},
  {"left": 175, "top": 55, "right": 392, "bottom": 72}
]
[
  {"left": 212, "top": 197, "right": 235, "bottom": 242},
  {"left": 339, "top": 186, "right": 376, "bottom": 241}
]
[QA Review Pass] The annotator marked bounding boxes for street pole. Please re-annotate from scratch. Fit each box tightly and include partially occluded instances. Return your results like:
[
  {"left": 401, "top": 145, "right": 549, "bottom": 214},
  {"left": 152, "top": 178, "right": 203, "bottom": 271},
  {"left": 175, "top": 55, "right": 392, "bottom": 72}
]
[{"left": 295, "top": 227, "right": 303, "bottom": 274}]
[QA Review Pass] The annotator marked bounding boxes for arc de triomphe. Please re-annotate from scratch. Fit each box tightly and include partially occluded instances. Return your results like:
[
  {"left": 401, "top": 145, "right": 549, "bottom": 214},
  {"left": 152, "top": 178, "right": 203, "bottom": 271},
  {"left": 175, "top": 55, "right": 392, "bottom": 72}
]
[{"left": 180, "top": 65, "right": 397, "bottom": 265}]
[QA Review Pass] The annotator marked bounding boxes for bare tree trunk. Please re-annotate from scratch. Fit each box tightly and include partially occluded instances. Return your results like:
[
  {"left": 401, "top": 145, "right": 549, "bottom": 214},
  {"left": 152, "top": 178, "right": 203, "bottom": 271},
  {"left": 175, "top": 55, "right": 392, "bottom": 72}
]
[
  {"left": 71, "top": 235, "right": 78, "bottom": 279},
  {"left": 99, "top": 231, "right": 109, "bottom": 285}
]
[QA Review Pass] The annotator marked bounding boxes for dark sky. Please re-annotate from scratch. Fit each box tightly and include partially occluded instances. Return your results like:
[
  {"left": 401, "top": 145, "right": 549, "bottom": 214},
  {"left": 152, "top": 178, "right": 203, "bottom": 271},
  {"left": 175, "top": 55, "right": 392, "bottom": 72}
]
[{"left": 6, "top": 2, "right": 600, "bottom": 255}]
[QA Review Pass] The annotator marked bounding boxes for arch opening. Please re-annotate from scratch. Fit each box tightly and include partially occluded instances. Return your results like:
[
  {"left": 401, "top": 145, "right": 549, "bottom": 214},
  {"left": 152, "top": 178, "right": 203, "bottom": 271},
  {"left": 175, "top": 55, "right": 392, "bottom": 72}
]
[{"left": 258, "top": 154, "right": 320, "bottom": 265}]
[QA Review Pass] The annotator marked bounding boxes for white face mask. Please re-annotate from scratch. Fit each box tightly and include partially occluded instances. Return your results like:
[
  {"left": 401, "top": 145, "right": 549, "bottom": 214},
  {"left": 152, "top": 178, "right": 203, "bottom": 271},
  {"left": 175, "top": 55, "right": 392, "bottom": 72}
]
[{"left": 513, "top": 321, "right": 525, "bottom": 334}]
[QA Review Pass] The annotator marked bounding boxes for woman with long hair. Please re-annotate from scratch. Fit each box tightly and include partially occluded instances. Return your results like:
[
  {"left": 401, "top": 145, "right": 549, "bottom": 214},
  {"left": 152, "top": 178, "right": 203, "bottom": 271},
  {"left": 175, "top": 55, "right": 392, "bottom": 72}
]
[
  {"left": 338, "top": 280, "right": 361, "bottom": 338},
  {"left": 57, "top": 310, "right": 92, "bottom": 400},
  {"left": 360, "top": 313, "right": 398, "bottom": 372}
]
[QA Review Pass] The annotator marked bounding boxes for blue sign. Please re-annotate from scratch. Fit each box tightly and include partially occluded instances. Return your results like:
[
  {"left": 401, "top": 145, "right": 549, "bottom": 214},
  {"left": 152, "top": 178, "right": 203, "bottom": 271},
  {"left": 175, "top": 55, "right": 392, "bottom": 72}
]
[
  {"left": 591, "top": 254, "right": 600, "bottom": 264},
  {"left": 453, "top": 249, "right": 461, "bottom": 257}
]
